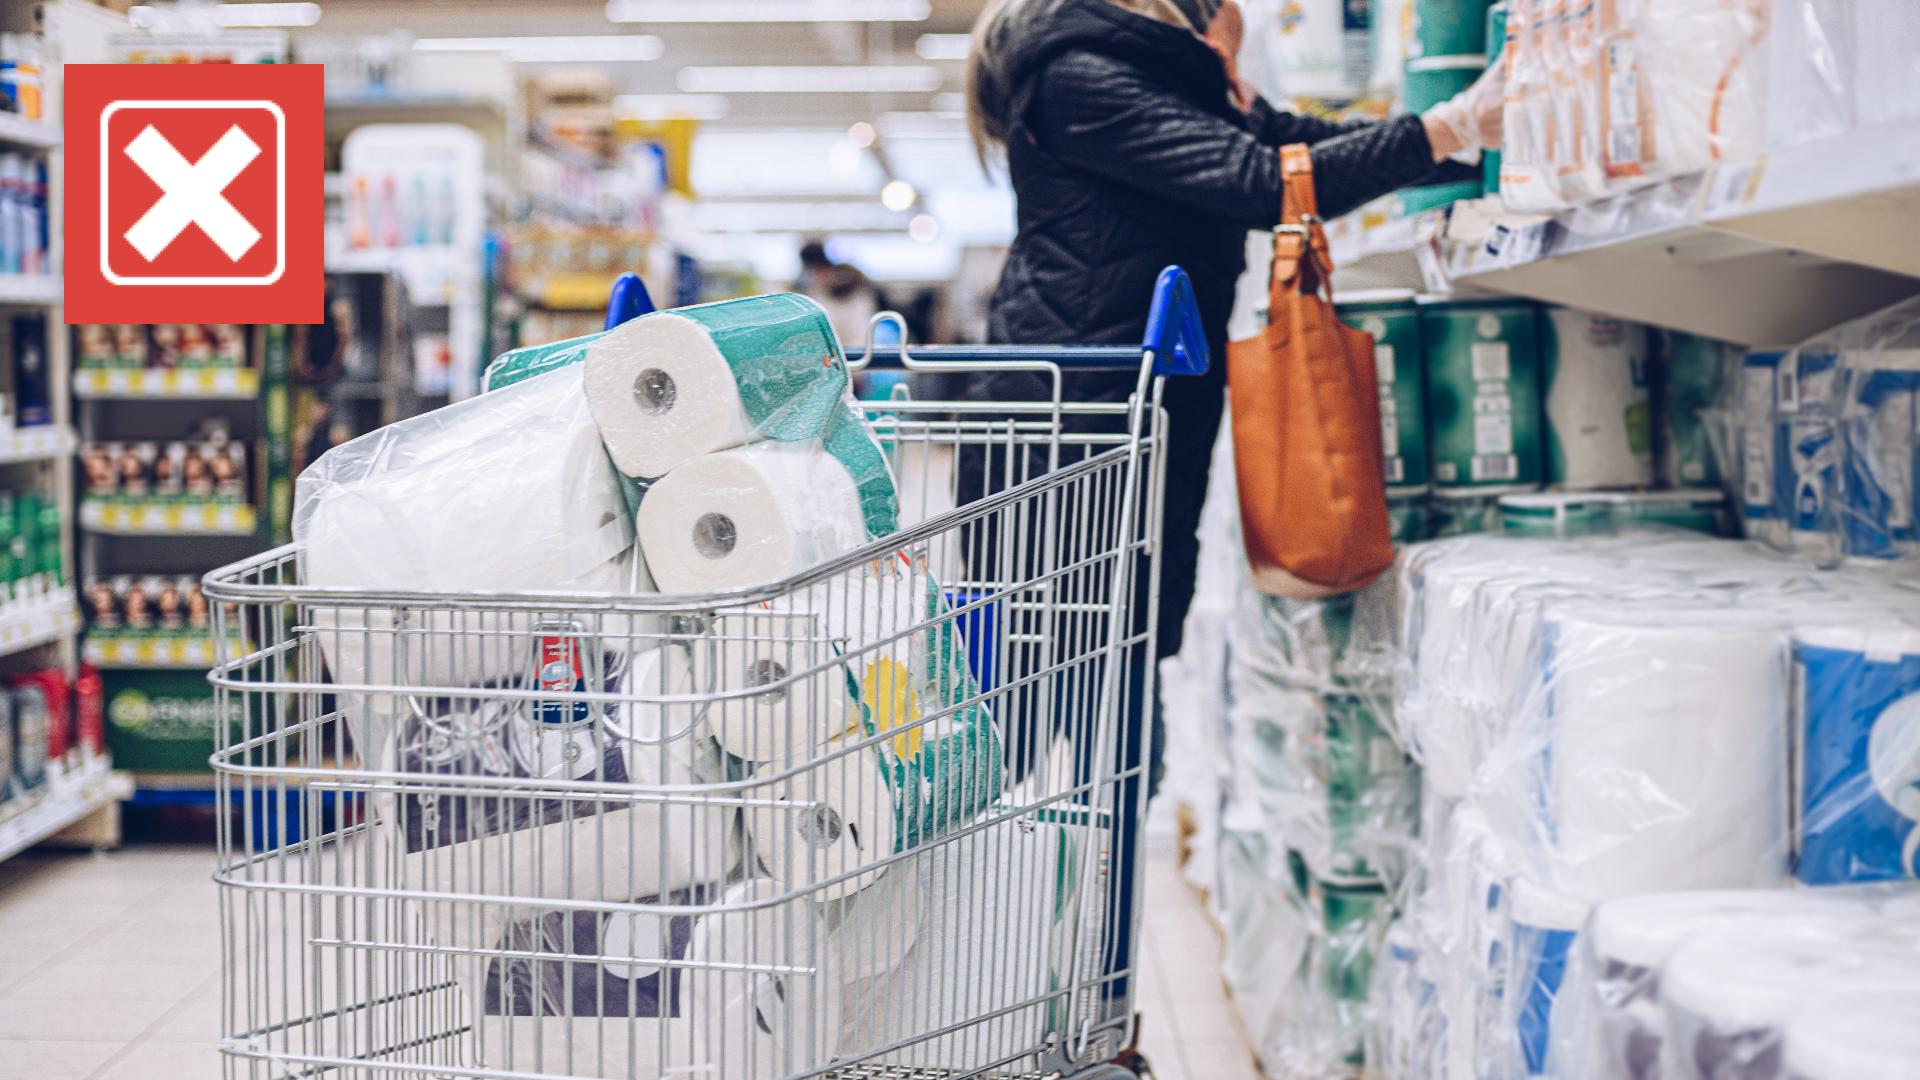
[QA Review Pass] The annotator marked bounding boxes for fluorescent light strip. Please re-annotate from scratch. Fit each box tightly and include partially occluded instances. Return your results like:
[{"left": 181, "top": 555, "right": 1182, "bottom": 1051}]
[
  {"left": 608, "top": 0, "right": 928, "bottom": 22},
  {"left": 614, "top": 94, "right": 730, "bottom": 120},
  {"left": 129, "top": 2, "right": 321, "bottom": 27},
  {"left": 678, "top": 66, "right": 943, "bottom": 94},
  {"left": 915, "top": 33, "right": 971, "bottom": 61},
  {"left": 413, "top": 35, "right": 665, "bottom": 62}
]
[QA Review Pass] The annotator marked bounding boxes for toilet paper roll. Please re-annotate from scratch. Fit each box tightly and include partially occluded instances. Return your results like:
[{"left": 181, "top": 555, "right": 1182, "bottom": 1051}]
[
  {"left": 1791, "top": 623, "right": 1920, "bottom": 885},
  {"left": 297, "top": 366, "right": 644, "bottom": 703},
  {"left": 637, "top": 440, "right": 869, "bottom": 594},
  {"left": 584, "top": 293, "right": 849, "bottom": 480},
  {"left": 691, "top": 613, "right": 862, "bottom": 762},
  {"left": 1660, "top": 922, "right": 1920, "bottom": 1080},
  {"left": 1507, "top": 878, "right": 1589, "bottom": 1077},
  {"left": 470, "top": 886, "right": 707, "bottom": 1078},
  {"left": 1784, "top": 990, "right": 1920, "bottom": 1080},
  {"left": 823, "top": 852, "right": 920, "bottom": 983},
  {"left": 1536, "top": 604, "right": 1793, "bottom": 898},
  {"left": 1841, "top": 363, "right": 1920, "bottom": 561},
  {"left": 1542, "top": 308, "right": 1654, "bottom": 490},
  {"left": 683, "top": 879, "right": 841, "bottom": 1080},
  {"left": 745, "top": 745, "right": 897, "bottom": 901}
]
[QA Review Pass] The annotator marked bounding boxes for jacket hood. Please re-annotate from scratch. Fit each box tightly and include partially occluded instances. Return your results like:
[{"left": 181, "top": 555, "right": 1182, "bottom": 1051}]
[{"left": 974, "top": 0, "right": 1233, "bottom": 141}]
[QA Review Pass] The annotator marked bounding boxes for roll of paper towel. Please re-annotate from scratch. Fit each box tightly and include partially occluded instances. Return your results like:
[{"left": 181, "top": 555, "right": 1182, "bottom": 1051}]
[
  {"left": 1792, "top": 623, "right": 1920, "bottom": 885},
  {"left": 744, "top": 744, "right": 897, "bottom": 901},
  {"left": 1534, "top": 604, "right": 1793, "bottom": 898},
  {"left": 683, "top": 879, "right": 841, "bottom": 1080},
  {"left": 691, "top": 612, "right": 862, "bottom": 762},
  {"left": 637, "top": 440, "right": 870, "bottom": 593},
  {"left": 585, "top": 293, "right": 850, "bottom": 480},
  {"left": 1784, "top": 990, "right": 1920, "bottom": 1080},
  {"left": 297, "top": 366, "right": 643, "bottom": 701},
  {"left": 1542, "top": 308, "right": 1653, "bottom": 490}
]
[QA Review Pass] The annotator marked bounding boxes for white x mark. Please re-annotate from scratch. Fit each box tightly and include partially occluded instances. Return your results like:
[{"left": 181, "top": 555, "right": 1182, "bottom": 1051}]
[{"left": 122, "top": 124, "right": 262, "bottom": 263}]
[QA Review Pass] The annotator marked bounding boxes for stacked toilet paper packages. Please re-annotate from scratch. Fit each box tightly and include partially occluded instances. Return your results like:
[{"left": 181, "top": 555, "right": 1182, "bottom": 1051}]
[
  {"left": 293, "top": 293, "right": 1095, "bottom": 1076},
  {"left": 1499, "top": 0, "right": 1920, "bottom": 214},
  {"left": 1715, "top": 293, "right": 1920, "bottom": 570},
  {"left": 1369, "top": 532, "right": 1920, "bottom": 1079}
]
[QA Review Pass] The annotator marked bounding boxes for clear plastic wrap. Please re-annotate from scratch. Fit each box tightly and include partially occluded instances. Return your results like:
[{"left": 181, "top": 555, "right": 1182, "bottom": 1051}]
[
  {"left": 1500, "top": 0, "right": 1571, "bottom": 211},
  {"left": 1852, "top": 0, "right": 1920, "bottom": 128}
]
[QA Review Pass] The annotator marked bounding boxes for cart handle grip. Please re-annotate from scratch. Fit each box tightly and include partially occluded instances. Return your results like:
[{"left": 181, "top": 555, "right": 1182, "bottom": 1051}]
[
  {"left": 603, "top": 272, "right": 657, "bottom": 331},
  {"left": 1142, "top": 265, "right": 1210, "bottom": 377}
]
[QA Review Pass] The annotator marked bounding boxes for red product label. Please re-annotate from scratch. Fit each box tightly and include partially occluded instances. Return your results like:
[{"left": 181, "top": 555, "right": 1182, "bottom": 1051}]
[{"left": 75, "top": 666, "right": 106, "bottom": 756}]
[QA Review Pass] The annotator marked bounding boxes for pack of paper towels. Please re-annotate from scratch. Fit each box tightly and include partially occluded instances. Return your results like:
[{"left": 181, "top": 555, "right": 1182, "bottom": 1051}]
[{"left": 296, "top": 291, "right": 1029, "bottom": 1075}]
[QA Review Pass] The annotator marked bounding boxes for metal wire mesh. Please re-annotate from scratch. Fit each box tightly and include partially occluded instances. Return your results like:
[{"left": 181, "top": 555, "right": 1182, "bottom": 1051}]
[{"left": 206, "top": 373, "right": 1166, "bottom": 1080}]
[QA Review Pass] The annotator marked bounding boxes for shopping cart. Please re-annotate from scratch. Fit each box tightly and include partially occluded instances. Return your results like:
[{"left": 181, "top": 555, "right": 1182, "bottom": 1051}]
[{"left": 204, "top": 267, "right": 1210, "bottom": 1080}]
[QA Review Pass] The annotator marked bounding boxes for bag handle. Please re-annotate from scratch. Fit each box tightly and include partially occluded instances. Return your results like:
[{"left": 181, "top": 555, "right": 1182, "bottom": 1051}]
[{"left": 1270, "top": 143, "right": 1336, "bottom": 309}]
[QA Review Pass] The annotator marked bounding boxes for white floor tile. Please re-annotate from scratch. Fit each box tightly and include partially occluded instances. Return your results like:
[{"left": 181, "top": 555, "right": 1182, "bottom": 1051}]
[
  {"left": 0, "top": 961, "right": 215, "bottom": 1002},
  {"left": 0, "top": 996, "right": 176, "bottom": 1043},
  {"left": 89, "top": 1040, "right": 220, "bottom": 1080},
  {"left": 0, "top": 1039, "right": 123, "bottom": 1080}
]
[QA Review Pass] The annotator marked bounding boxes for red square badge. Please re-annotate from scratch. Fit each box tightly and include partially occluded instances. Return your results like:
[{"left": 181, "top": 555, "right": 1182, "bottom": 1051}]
[{"left": 65, "top": 65, "right": 322, "bottom": 324}]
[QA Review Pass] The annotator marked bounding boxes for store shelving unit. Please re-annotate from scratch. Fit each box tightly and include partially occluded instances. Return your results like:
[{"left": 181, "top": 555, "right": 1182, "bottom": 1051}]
[
  {"left": 1331, "top": 123, "right": 1920, "bottom": 346},
  {"left": 72, "top": 367, "right": 261, "bottom": 400},
  {"left": 0, "top": 756, "right": 131, "bottom": 864}
]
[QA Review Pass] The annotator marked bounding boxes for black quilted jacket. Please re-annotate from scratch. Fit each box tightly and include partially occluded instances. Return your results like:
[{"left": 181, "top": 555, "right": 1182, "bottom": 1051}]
[{"left": 969, "top": 0, "right": 1461, "bottom": 658}]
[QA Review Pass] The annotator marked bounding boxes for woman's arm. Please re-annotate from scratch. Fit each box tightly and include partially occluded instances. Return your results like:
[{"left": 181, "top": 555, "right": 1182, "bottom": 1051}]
[
  {"left": 1029, "top": 50, "right": 1450, "bottom": 223},
  {"left": 1246, "top": 97, "right": 1373, "bottom": 147}
]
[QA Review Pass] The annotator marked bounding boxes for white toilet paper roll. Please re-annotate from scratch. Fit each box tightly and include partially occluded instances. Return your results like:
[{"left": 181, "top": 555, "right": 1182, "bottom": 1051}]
[
  {"left": 825, "top": 855, "right": 919, "bottom": 983},
  {"left": 1542, "top": 308, "right": 1653, "bottom": 491},
  {"left": 683, "top": 879, "right": 841, "bottom": 1080},
  {"left": 583, "top": 294, "right": 849, "bottom": 480},
  {"left": 1536, "top": 604, "right": 1793, "bottom": 899},
  {"left": 691, "top": 613, "right": 861, "bottom": 762},
  {"left": 745, "top": 745, "right": 896, "bottom": 901},
  {"left": 298, "top": 365, "right": 644, "bottom": 703},
  {"left": 637, "top": 441, "right": 868, "bottom": 593},
  {"left": 1784, "top": 990, "right": 1920, "bottom": 1080}
]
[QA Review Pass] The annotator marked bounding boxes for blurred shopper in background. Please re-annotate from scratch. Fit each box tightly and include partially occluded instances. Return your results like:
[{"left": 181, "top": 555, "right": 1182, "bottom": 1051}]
[
  {"left": 964, "top": 0, "right": 1504, "bottom": 998},
  {"left": 797, "top": 240, "right": 886, "bottom": 348}
]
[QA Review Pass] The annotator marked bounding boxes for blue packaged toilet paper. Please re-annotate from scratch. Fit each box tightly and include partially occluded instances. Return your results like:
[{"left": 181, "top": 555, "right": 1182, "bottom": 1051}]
[
  {"left": 1842, "top": 367, "right": 1920, "bottom": 561},
  {"left": 1793, "top": 625, "right": 1920, "bottom": 885}
]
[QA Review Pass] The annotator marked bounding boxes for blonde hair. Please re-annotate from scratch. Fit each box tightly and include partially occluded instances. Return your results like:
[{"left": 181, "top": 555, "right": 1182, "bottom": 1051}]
[{"left": 967, "top": 0, "right": 1220, "bottom": 167}]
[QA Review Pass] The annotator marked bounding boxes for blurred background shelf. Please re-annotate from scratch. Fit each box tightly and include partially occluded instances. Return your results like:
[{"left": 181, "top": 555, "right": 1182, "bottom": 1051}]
[
  {"left": 72, "top": 368, "right": 261, "bottom": 400},
  {"left": 0, "top": 758, "right": 130, "bottom": 865},
  {"left": 79, "top": 500, "right": 257, "bottom": 537},
  {"left": 0, "top": 596, "right": 81, "bottom": 660},
  {"left": 0, "top": 425, "right": 76, "bottom": 465}
]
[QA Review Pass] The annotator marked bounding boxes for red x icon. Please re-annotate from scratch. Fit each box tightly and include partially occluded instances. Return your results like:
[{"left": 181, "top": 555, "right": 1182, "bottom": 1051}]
[{"left": 65, "top": 64, "right": 322, "bottom": 324}]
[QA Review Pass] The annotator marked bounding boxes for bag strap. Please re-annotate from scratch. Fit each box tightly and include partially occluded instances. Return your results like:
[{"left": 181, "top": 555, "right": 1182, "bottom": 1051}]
[{"left": 1271, "top": 144, "right": 1335, "bottom": 309}]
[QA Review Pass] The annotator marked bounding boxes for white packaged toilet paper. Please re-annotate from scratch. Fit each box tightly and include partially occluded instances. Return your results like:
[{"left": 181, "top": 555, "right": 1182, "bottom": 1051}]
[
  {"left": 1542, "top": 308, "right": 1653, "bottom": 490},
  {"left": 1783, "top": 990, "right": 1920, "bottom": 1080},
  {"left": 689, "top": 612, "right": 861, "bottom": 763},
  {"left": 823, "top": 850, "right": 920, "bottom": 983},
  {"left": 1602, "top": 0, "right": 1767, "bottom": 185},
  {"left": 1853, "top": 1, "right": 1920, "bottom": 128},
  {"left": 744, "top": 743, "right": 897, "bottom": 901},
  {"left": 1525, "top": 603, "right": 1793, "bottom": 898},
  {"left": 296, "top": 366, "right": 644, "bottom": 702},
  {"left": 683, "top": 879, "right": 841, "bottom": 1080},
  {"left": 637, "top": 440, "right": 869, "bottom": 593},
  {"left": 583, "top": 293, "right": 850, "bottom": 480}
]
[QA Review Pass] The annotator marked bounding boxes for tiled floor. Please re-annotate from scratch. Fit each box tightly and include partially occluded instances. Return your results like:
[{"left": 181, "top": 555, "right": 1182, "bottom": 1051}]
[{"left": 0, "top": 844, "right": 1255, "bottom": 1080}]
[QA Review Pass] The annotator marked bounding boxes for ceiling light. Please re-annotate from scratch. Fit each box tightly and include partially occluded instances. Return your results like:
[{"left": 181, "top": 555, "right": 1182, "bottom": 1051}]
[
  {"left": 880, "top": 180, "right": 917, "bottom": 212},
  {"left": 129, "top": 2, "right": 321, "bottom": 27},
  {"left": 915, "top": 34, "right": 971, "bottom": 61},
  {"left": 678, "top": 66, "right": 943, "bottom": 95},
  {"left": 413, "top": 35, "right": 665, "bottom": 63},
  {"left": 608, "top": 0, "right": 928, "bottom": 22},
  {"left": 908, "top": 213, "right": 941, "bottom": 242},
  {"left": 847, "top": 121, "right": 877, "bottom": 148},
  {"left": 613, "top": 94, "right": 730, "bottom": 120}
]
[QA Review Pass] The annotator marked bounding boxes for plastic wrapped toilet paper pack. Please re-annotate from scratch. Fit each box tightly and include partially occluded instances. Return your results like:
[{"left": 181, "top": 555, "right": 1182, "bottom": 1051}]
[
  {"left": 1792, "top": 622, "right": 1920, "bottom": 885},
  {"left": 1783, "top": 990, "right": 1920, "bottom": 1080},
  {"left": 1542, "top": 308, "right": 1653, "bottom": 490},
  {"left": 296, "top": 365, "right": 645, "bottom": 705},
  {"left": 585, "top": 293, "right": 851, "bottom": 480},
  {"left": 683, "top": 879, "right": 842, "bottom": 1080}
]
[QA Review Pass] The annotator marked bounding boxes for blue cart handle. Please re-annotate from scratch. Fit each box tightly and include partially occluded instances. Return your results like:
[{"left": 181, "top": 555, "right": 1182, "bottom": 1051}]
[
  {"left": 603, "top": 272, "right": 657, "bottom": 331},
  {"left": 1142, "top": 266, "right": 1210, "bottom": 377}
]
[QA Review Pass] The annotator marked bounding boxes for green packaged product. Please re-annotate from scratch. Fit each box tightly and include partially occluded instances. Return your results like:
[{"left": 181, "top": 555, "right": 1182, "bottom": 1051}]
[
  {"left": 0, "top": 494, "right": 15, "bottom": 603},
  {"left": 1500, "top": 491, "right": 1616, "bottom": 538},
  {"left": 481, "top": 331, "right": 601, "bottom": 393},
  {"left": 1388, "top": 490, "right": 1431, "bottom": 545},
  {"left": 1339, "top": 290, "right": 1429, "bottom": 490},
  {"left": 1319, "top": 693, "right": 1416, "bottom": 882},
  {"left": 36, "top": 503, "right": 62, "bottom": 588},
  {"left": 1660, "top": 331, "right": 1733, "bottom": 488},
  {"left": 1484, "top": 4, "right": 1509, "bottom": 193},
  {"left": 1410, "top": 0, "right": 1493, "bottom": 58},
  {"left": 1404, "top": 55, "right": 1482, "bottom": 111},
  {"left": 13, "top": 494, "right": 38, "bottom": 598},
  {"left": 1430, "top": 485, "right": 1536, "bottom": 537},
  {"left": 1421, "top": 297, "right": 1543, "bottom": 489}
]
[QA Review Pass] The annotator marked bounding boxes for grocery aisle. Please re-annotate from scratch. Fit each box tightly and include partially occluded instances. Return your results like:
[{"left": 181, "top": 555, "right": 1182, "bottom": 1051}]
[{"left": 0, "top": 847, "right": 1254, "bottom": 1080}]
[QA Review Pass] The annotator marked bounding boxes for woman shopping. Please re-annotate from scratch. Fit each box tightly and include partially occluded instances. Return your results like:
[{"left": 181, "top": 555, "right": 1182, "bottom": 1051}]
[{"left": 961, "top": 0, "right": 1504, "bottom": 998}]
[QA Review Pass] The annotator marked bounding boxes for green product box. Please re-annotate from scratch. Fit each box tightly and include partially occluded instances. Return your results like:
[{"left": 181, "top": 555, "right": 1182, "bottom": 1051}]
[
  {"left": 1420, "top": 297, "right": 1543, "bottom": 489},
  {"left": 1320, "top": 693, "right": 1416, "bottom": 882},
  {"left": 103, "top": 669, "right": 242, "bottom": 773},
  {"left": 1660, "top": 331, "right": 1733, "bottom": 488},
  {"left": 1484, "top": 3, "right": 1509, "bottom": 192},
  {"left": 14, "top": 493, "right": 39, "bottom": 597},
  {"left": 35, "top": 502, "right": 60, "bottom": 589},
  {"left": 1388, "top": 491, "right": 1432, "bottom": 544},
  {"left": 1500, "top": 491, "right": 1617, "bottom": 539},
  {"left": 1340, "top": 290, "right": 1429, "bottom": 490},
  {"left": 1410, "top": 0, "right": 1493, "bottom": 58},
  {"left": 0, "top": 493, "right": 15, "bottom": 603}
]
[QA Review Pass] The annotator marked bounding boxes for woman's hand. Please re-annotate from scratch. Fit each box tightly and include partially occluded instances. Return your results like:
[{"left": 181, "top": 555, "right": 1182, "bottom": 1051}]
[{"left": 1422, "top": 63, "right": 1505, "bottom": 162}]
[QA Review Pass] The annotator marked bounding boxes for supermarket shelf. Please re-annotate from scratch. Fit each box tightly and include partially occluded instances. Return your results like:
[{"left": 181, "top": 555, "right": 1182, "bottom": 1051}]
[
  {"left": 1330, "top": 210, "right": 1444, "bottom": 294},
  {"left": 0, "top": 425, "right": 77, "bottom": 465},
  {"left": 72, "top": 367, "right": 260, "bottom": 400},
  {"left": 0, "top": 757, "right": 131, "bottom": 866},
  {"left": 0, "top": 274, "right": 61, "bottom": 306},
  {"left": 0, "top": 594, "right": 82, "bottom": 659},
  {"left": 0, "top": 113, "right": 61, "bottom": 151},
  {"left": 80, "top": 499, "right": 257, "bottom": 537},
  {"left": 86, "top": 634, "right": 218, "bottom": 670},
  {"left": 1434, "top": 126, "right": 1920, "bottom": 345}
]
